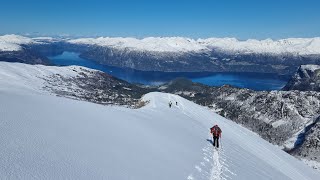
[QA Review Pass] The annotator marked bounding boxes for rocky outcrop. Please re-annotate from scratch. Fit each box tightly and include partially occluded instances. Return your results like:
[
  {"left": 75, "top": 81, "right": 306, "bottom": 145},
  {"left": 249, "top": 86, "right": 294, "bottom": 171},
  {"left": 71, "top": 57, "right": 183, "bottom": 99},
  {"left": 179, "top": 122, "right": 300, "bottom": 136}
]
[
  {"left": 290, "top": 116, "right": 320, "bottom": 167},
  {"left": 283, "top": 65, "right": 320, "bottom": 91},
  {"left": 44, "top": 67, "right": 151, "bottom": 108}
]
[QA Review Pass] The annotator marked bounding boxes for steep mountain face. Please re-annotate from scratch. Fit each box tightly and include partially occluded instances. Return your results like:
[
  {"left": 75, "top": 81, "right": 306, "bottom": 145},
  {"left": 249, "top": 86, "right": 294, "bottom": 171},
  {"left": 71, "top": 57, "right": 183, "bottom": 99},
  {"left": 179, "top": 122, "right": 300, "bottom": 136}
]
[
  {"left": 157, "top": 78, "right": 320, "bottom": 169},
  {"left": 69, "top": 45, "right": 317, "bottom": 75},
  {"left": 67, "top": 36, "right": 320, "bottom": 75},
  {"left": 80, "top": 46, "right": 223, "bottom": 72},
  {"left": 79, "top": 45, "right": 311, "bottom": 74},
  {"left": 0, "top": 48, "right": 51, "bottom": 65},
  {"left": 290, "top": 117, "right": 320, "bottom": 170},
  {"left": 28, "top": 41, "right": 90, "bottom": 57},
  {"left": 0, "top": 35, "right": 51, "bottom": 65},
  {"left": 283, "top": 65, "right": 320, "bottom": 91},
  {"left": 28, "top": 42, "right": 66, "bottom": 57}
]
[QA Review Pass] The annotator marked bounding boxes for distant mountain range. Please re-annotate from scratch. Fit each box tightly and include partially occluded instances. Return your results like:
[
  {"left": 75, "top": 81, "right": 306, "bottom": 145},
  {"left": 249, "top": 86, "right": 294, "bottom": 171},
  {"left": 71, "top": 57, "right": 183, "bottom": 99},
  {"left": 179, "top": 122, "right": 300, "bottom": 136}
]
[
  {"left": 68, "top": 36, "right": 320, "bottom": 55},
  {"left": 1, "top": 34, "right": 320, "bottom": 75}
]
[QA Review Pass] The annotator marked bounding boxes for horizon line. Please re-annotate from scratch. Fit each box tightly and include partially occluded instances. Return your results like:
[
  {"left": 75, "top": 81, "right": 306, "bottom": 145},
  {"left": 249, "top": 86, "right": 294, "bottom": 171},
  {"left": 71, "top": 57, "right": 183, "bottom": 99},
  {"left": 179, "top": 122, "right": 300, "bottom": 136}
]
[{"left": 1, "top": 33, "right": 320, "bottom": 41}]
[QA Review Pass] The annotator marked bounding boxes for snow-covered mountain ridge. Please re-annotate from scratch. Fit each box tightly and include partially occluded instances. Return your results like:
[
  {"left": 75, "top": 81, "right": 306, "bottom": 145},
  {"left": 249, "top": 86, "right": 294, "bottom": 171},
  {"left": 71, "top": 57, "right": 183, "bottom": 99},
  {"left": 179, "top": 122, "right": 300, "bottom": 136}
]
[
  {"left": 69, "top": 37, "right": 207, "bottom": 53},
  {"left": 1, "top": 34, "right": 320, "bottom": 55},
  {"left": 0, "top": 61, "right": 319, "bottom": 179},
  {"left": 2, "top": 34, "right": 320, "bottom": 75},
  {"left": 0, "top": 34, "right": 61, "bottom": 52},
  {"left": 0, "top": 35, "right": 53, "bottom": 65},
  {"left": 68, "top": 36, "right": 320, "bottom": 55},
  {"left": 66, "top": 36, "right": 320, "bottom": 74}
]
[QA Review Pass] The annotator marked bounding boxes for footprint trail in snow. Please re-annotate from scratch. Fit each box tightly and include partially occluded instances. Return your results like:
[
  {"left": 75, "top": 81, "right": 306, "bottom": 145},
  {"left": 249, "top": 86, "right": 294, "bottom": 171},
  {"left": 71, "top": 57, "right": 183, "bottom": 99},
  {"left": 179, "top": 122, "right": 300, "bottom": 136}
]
[
  {"left": 188, "top": 141, "right": 236, "bottom": 180},
  {"left": 211, "top": 148, "right": 223, "bottom": 180}
]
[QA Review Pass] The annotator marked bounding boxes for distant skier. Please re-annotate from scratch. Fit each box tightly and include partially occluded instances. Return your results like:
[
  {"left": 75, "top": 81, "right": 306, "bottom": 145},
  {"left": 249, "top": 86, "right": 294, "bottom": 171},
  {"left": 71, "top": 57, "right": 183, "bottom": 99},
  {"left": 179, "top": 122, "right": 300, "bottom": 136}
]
[
  {"left": 210, "top": 125, "right": 222, "bottom": 148},
  {"left": 176, "top": 101, "right": 178, "bottom": 106},
  {"left": 169, "top": 101, "right": 172, "bottom": 108}
]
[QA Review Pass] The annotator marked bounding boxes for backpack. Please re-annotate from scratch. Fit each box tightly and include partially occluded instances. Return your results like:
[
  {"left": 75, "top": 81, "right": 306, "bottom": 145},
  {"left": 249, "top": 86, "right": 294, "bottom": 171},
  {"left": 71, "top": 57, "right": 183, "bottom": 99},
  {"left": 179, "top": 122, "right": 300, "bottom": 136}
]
[{"left": 211, "top": 126, "right": 221, "bottom": 137}]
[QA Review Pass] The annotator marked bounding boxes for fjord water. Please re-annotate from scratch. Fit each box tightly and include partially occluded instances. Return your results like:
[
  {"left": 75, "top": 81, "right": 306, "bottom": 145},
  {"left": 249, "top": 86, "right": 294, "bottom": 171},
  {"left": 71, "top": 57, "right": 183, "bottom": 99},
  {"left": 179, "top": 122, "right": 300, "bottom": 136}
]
[{"left": 49, "top": 52, "right": 287, "bottom": 90}]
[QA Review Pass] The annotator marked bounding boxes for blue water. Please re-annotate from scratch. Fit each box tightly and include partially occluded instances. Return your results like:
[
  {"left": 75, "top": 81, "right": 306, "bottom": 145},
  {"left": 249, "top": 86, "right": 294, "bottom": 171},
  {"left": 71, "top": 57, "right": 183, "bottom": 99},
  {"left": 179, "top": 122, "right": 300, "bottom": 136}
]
[{"left": 48, "top": 52, "right": 288, "bottom": 90}]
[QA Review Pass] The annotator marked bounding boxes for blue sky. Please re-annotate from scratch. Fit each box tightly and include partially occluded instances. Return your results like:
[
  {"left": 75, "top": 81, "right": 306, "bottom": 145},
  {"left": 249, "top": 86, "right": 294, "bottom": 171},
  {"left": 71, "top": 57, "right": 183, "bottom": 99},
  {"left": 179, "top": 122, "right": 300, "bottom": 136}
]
[{"left": 0, "top": 0, "right": 319, "bottom": 39}]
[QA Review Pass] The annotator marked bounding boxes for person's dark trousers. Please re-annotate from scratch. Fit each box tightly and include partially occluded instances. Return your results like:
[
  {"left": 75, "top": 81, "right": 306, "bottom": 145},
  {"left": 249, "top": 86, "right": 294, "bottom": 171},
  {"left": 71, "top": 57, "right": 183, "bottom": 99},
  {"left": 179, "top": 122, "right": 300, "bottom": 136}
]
[{"left": 213, "top": 136, "right": 219, "bottom": 148}]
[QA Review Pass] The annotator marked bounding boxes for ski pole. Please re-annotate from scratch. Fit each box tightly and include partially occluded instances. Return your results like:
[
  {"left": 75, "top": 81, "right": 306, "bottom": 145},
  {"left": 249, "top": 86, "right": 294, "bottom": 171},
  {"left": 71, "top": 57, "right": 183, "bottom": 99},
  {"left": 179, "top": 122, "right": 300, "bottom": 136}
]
[{"left": 211, "top": 133, "right": 213, "bottom": 144}]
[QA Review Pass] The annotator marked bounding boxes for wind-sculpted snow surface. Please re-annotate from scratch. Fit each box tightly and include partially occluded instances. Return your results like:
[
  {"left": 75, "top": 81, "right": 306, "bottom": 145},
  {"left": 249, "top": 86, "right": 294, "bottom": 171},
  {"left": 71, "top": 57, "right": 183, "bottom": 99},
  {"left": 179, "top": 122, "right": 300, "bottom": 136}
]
[{"left": 0, "top": 63, "right": 320, "bottom": 179}]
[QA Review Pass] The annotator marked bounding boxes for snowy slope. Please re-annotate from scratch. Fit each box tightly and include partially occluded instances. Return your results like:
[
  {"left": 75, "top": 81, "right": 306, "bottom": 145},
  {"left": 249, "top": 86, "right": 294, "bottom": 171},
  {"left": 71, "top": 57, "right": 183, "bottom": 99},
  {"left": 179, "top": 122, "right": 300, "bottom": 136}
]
[
  {"left": 0, "top": 34, "right": 34, "bottom": 51},
  {"left": 68, "top": 36, "right": 320, "bottom": 55},
  {"left": 0, "top": 62, "right": 88, "bottom": 93},
  {"left": 0, "top": 62, "right": 320, "bottom": 179}
]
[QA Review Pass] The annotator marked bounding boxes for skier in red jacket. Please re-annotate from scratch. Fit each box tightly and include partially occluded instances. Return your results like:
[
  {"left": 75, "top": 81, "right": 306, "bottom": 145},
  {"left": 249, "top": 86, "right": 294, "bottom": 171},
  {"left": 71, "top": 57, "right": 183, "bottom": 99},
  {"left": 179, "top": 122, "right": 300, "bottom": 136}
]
[{"left": 210, "top": 125, "right": 222, "bottom": 148}]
